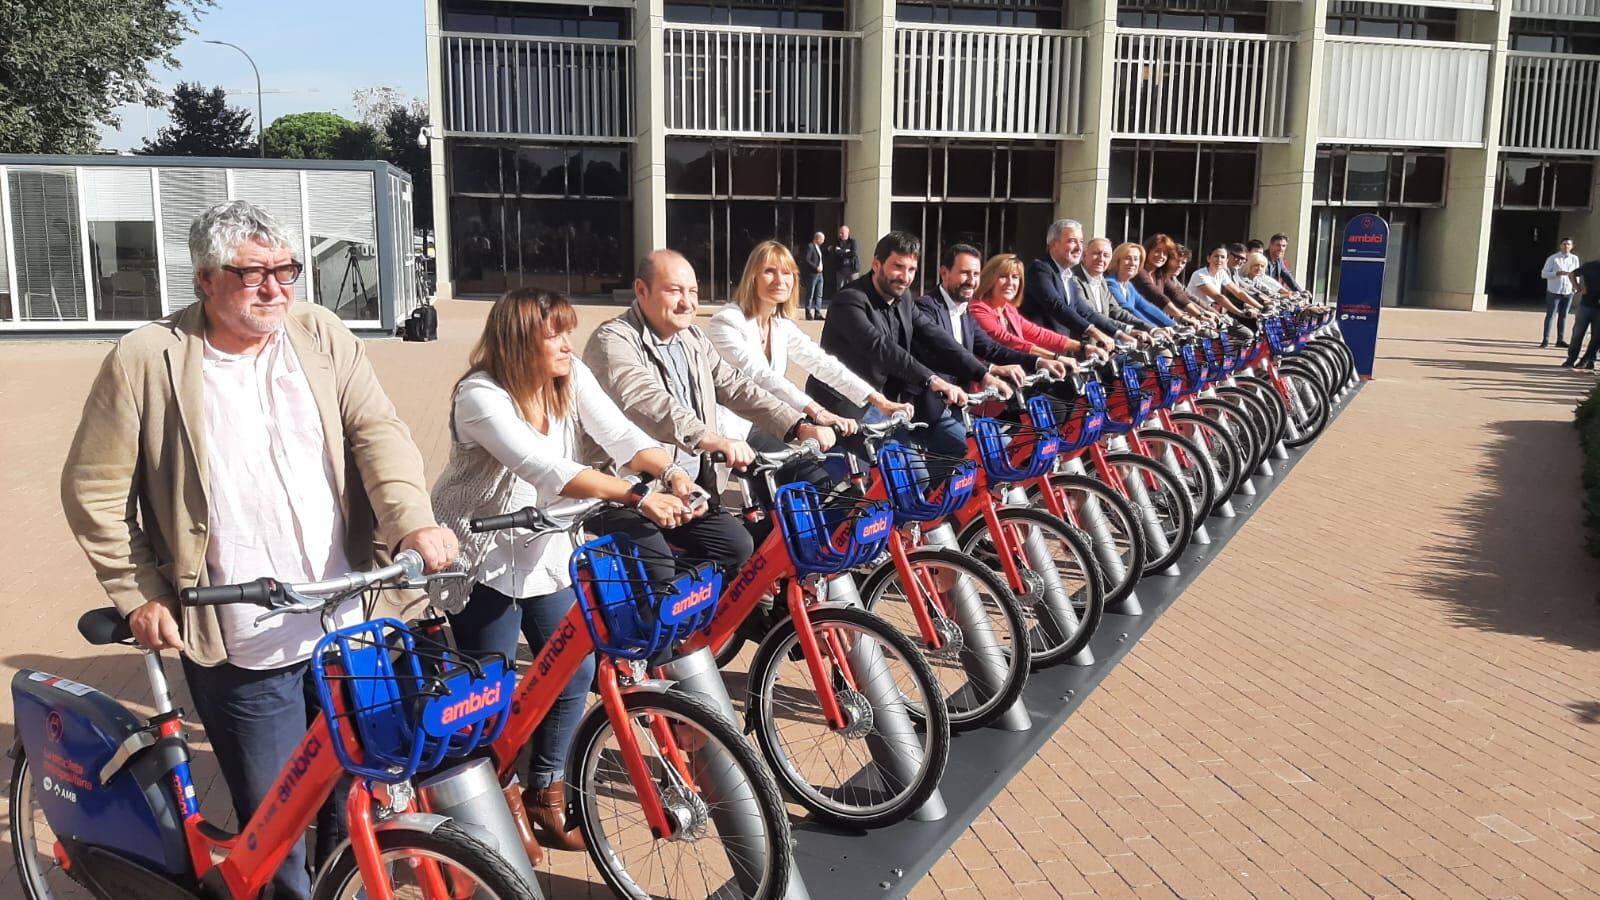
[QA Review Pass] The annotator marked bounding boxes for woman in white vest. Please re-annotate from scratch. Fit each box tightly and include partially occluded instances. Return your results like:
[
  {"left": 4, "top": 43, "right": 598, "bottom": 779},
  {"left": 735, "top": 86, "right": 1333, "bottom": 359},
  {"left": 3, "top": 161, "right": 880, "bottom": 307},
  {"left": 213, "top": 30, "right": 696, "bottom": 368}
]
[{"left": 430, "top": 288, "right": 697, "bottom": 856}]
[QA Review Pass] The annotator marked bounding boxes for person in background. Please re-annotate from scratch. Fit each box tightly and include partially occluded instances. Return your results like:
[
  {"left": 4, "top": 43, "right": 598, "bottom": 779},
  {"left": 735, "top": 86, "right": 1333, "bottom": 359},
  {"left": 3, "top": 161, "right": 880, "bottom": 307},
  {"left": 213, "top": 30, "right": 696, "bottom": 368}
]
[
  {"left": 1073, "top": 237, "right": 1155, "bottom": 342},
  {"left": 1176, "top": 245, "right": 1194, "bottom": 280},
  {"left": 1020, "top": 219, "right": 1144, "bottom": 353},
  {"left": 1133, "top": 234, "right": 1218, "bottom": 326},
  {"left": 830, "top": 225, "right": 860, "bottom": 297},
  {"left": 1238, "top": 251, "right": 1293, "bottom": 300},
  {"left": 1227, "top": 242, "right": 1250, "bottom": 279},
  {"left": 1189, "top": 243, "right": 1261, "bottom": 322},
  {"left": 430, "top": 288, "right": 698, "bottom": 856},
  {"left": 916, "top": 242, "right": 1067, "bottom": 379},
  {"left": 1265, "top": 233, "right": 1303, "bottom": 292},
  {"left": 1563, "top": 254, "right": 1600, "bottom": 371},
  {"left": 1542, "top": 238, "right": 1580, "bottom": 348},
  {"left": 801, "top": 232, "right": 826, "bottom": 320},
  {"left": 60, "top": 200, "right": 456, "bottom": 899}
]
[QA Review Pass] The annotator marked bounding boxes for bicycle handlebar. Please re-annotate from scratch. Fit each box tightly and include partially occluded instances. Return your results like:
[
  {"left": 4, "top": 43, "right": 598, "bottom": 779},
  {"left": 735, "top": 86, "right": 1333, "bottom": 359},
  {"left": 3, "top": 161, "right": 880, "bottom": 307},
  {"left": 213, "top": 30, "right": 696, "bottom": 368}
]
[{"left": 179, "top": 550, "right": 428, "bottom": 613}]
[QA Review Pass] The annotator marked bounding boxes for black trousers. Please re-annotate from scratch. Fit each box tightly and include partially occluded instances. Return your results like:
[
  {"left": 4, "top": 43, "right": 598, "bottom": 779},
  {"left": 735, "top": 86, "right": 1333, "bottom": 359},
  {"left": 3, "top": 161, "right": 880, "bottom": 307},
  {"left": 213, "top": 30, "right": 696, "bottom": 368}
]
[{"left": 590, "top": 505, "right": 755, "bottom": 589}]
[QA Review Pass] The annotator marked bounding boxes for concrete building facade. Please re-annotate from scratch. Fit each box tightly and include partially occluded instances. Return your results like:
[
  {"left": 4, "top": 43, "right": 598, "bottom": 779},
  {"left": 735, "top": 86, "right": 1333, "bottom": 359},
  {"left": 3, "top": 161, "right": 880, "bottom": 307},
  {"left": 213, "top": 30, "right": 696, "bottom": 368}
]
[{"left": 424, "top": 0, "right": 1600, "bottom": 309}]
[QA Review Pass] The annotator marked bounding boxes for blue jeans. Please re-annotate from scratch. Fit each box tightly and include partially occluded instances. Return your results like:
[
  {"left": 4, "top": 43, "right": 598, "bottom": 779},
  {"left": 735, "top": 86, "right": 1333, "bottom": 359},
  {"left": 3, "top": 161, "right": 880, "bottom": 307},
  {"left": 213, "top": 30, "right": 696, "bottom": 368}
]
[
  {"left": 182, "top": 658, "right": 348, "bottom": 900},
  {"left": 806, "top": 274, "right": 825, "bottom": 315},
  {"left": 832, "top": 404, "right": 970, "bottom": 484},
  {"left": 449, "top": 583, "right": 594, "bottom": 787},
  {"left": 1545, "top": 292, "right": 1573, "bottom": 342}
]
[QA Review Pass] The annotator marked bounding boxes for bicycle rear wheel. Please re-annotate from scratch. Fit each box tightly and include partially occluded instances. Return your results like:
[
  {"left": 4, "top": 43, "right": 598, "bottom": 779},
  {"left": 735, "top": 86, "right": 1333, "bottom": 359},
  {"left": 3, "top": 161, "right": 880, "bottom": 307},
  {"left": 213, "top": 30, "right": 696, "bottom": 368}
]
[
  {"left": 1135, "top": 428, "right": 1217, "bottom": 530},
  {"left": 1279, "top": 370, "right": 1331, "bottom": 448},
  {"left": 570, "top": 688, "right": 793, "bottom": 899},
  {"left": 1093, "top": 453, "right": 1194, "bottom": 575},
  {"left": 747, "top": 606, "right": 949, "bottom": 829},
  {"left": 1166, "top": 412, "right": 1246, "bottom": 512},
  {"left": 9, "top": 743, "right": 85, "bottom": 900},
  {"left": 1028, "top": 473, "right": 1145, "bottom": 611},
  {"left": 313, "top": 819, "right": 540, "bottom": 900},
  {"left": 857, "top": 547, "right": 1031, "bottom": 732}
]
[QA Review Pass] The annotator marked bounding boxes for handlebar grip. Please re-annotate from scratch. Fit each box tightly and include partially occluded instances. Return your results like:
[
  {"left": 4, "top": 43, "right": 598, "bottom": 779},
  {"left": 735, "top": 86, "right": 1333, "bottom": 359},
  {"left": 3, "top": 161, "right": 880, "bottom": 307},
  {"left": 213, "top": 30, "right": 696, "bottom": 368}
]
[
  {"left": 469, "top": 508, "right": 542, "bottom": 533},
  {"left": 708, "top": 451, "right": 728, "bottom": 464},
  {"left": 180, "top": 578, "right": 280, "bottom": 607}
]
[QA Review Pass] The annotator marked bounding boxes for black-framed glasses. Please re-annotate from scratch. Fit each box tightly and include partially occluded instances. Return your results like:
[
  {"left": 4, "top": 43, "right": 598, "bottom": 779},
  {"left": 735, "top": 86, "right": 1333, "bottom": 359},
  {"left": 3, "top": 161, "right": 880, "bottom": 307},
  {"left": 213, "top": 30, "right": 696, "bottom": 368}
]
[
  {"left": 221, "top": 262, "right": 304, "bottom": 287},
  {"left": 1228, "top": 255, "right": 1245, "bottom": 264}
]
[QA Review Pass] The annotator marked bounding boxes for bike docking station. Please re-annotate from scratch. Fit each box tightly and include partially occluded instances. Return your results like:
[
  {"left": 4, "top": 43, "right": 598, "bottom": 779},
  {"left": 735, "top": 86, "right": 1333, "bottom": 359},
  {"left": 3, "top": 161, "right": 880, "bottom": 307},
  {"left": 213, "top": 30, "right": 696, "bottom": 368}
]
[{"left": 784, "top": 384, "right": 1364, "bottom": 898}]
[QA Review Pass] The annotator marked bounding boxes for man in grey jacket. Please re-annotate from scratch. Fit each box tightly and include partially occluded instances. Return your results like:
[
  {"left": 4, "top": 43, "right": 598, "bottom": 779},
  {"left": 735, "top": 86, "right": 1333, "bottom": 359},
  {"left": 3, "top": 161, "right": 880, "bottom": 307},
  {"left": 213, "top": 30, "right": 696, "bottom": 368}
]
[{"left": 584, "top": 249, "right": 837, "bottom": 574}]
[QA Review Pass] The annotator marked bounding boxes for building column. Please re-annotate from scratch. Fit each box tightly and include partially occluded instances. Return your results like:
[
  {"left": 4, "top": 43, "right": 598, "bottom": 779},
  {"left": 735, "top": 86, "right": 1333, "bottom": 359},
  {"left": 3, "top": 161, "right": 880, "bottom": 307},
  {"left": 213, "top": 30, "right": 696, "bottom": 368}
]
[
  {"left": 1255, "top": 0, "right": 1330, "bottom": 277},
  {"left": 1411, "top": 6, "right": 1511, "bottom": 311},
  {"left": 1060, "top": 0, "right": 1116, "bottom": 238},
  {"left": 633, "top": 0, "right": 668, "bottom": 260},
  {"left": 424, "top": 0, "right": 452, "bottom": 298},
  {"left": 844, "top": 0, "right": 895, "bottom": 246}
]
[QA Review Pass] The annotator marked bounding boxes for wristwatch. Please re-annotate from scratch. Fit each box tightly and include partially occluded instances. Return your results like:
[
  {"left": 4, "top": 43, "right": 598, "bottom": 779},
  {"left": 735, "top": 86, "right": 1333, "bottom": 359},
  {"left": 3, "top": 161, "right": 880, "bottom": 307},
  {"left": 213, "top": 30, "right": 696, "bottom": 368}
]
[{"left": 626, "top": 481, "right": 650, "bottom": 508}]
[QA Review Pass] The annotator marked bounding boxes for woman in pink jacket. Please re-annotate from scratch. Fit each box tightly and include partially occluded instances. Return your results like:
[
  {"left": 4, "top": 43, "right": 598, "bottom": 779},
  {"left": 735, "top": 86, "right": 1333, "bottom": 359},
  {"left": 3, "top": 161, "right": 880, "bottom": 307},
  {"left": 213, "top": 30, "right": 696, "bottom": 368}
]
[{"left": 969, "top": 253, "right": 1095, "bottom": 362}]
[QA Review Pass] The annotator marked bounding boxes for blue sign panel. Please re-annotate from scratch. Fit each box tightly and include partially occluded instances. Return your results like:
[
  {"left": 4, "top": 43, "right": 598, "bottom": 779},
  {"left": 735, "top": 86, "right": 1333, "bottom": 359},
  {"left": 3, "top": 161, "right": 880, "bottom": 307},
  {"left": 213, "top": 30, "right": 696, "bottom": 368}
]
[{"left": 1336, "top": 214, "right": 1388, "bottom": 378}]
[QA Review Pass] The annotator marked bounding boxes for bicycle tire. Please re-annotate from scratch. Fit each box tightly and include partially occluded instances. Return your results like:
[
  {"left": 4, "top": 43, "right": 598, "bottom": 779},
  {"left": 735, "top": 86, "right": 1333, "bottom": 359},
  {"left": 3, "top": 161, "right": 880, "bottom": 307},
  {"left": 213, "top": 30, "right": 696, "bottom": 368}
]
[
  {"left": 857, "top": 547, "right": 1031, "bottom": 732},
  {"left": 1279, "top": 369, "right": 1331, "bottom": 448},
  {"left": 1215, "top": 386, "right": 1279, "bottom": 465},
  {"left": 312, "top": 819, "right": 540, "bottom": 900},
  {"left": 954, "top": 507, "right": 1106, "bottom": 667},
  {"left": 747, "top": 606, "right": 950, "bottom": 829},
  {"left": 1093, "top": 452, "right": 1194, "bottom": 575},
  {"left": 569, "top": 688, "right": 793, "bottom": 899},
  {"left": 1027, "top": 472, "right": 1146, "bottom": 610},
  {"left": 1195, "top": 398, "right": 1261, "bottom": 477},
  {"left": 1232, "top": 375, "right": 1288, "bottom": 449},
  {"left": 1166, "top": 412, "right": 1247, "bottom": 513},
  {"left": 1135, "top": 428, "right": 1217, "bottom": 530},
  {"left": 9, "top": 743, "right": 75, "bottom": 900},
  {"left": 1296, "top": 344, "right": 1343, "bottom": 397}
]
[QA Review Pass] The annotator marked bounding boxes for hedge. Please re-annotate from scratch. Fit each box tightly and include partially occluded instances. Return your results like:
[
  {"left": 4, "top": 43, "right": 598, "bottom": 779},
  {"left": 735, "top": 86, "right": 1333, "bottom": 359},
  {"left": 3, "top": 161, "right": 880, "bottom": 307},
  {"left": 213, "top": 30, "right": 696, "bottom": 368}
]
[{"left": 1577, "top": 380, "right": 1600, "bottom": 558}]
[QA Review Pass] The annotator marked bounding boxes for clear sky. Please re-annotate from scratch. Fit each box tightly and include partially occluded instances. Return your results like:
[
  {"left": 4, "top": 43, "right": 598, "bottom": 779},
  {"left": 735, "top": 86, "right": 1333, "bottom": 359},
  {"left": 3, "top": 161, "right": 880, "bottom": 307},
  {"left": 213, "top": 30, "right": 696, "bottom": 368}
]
[{"left": 99, "top": 0, "right": 428, "bottom": 151}]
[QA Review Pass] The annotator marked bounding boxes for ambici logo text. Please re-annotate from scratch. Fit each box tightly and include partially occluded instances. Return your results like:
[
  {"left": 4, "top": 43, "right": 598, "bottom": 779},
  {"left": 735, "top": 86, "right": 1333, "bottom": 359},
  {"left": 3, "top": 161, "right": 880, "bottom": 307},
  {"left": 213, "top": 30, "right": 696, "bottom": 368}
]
[{"left": 440, "top": 682, "right": 503, "bottom": 726}]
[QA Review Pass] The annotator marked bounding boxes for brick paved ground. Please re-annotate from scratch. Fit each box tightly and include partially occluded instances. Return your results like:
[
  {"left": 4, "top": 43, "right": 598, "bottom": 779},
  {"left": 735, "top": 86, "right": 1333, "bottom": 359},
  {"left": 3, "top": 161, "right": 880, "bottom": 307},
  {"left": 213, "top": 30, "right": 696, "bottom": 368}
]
[{"left": 1, "top": 301, "right": 1597, "bottom": 897}]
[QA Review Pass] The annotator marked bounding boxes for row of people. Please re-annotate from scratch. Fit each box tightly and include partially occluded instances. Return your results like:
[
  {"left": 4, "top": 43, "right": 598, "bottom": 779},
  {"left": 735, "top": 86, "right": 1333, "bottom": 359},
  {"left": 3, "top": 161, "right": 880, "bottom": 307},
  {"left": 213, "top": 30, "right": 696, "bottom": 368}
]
[{"left": 59, "top": 199, "right": 1292, "bottom": 895}]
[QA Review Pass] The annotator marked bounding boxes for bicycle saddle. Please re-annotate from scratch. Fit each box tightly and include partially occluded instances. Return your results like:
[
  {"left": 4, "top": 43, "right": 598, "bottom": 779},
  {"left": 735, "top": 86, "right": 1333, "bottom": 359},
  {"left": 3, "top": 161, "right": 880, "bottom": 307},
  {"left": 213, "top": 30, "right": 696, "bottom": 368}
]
[{"left": 78, "top": 607, "right": 133, "bottom": 646}]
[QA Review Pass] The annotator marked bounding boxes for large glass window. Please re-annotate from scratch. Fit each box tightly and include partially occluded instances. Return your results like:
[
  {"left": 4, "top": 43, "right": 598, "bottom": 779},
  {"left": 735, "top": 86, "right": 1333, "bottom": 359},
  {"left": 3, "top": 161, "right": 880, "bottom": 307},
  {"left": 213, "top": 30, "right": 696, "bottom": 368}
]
[
  {"left": 1509, "top": 18, "right": 1600, "bottom": 55},
  {"left": 80, "top": 167, "right": 162, "bottom": 321},
  {"left": 1326, "top": 3, "right": 1457, "bottom": 41},
  {"left": 442, "top": 1, "right": 631, "bottom": 38},
  {"left": 666, "top": 139, "right": 844, "bottom": 200},
  {"left": 665, "top": 0, "right": 848, "bottom": 29},
  {"left": 1497, "top": 156, "right": 1594, "bottom": 211},
  {"left": 7, "top": 167, "right": 87, "bottom": 322},
  {"left": 1313, "top": 148, "right": 1448, "bottom": 208},
  {"left": 1106, "top": 142, "right": 1259, "bottom": 204},
  {"left": 897, "top": 0, "right": 1062, "bottom": 29},
  {"left": 447, "top": 139, "right": 634, "bottom": 296},
  {"left": 1117, "top": 0, "right": 1270, "bottom": 34}
]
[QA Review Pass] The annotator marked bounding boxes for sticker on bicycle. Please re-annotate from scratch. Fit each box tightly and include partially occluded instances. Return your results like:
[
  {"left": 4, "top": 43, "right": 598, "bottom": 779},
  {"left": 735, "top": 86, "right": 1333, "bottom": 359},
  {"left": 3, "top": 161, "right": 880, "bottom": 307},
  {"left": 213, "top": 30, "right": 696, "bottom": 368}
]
[
  {"left": 855, "top": 509, "right": 892, "bottom": 542},
  {"left": 662, "top": 575, "right": 721, "bottom": 625},
  {"left": 418, "top": 664, "right": 516, "bottom": 738},
  {"left": 28, "top": 672, "right": 96, "bottom": 697},
  {"left": 951, "top": 471, "right": 977, "bottom": 494}
]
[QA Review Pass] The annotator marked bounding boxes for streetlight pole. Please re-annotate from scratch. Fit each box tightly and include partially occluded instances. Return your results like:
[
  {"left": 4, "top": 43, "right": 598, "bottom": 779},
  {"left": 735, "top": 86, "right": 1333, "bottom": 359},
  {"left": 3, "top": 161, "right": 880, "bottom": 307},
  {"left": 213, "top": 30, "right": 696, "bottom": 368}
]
[{"left": 204, "top": 40, "right": 264, "bottom": 157}]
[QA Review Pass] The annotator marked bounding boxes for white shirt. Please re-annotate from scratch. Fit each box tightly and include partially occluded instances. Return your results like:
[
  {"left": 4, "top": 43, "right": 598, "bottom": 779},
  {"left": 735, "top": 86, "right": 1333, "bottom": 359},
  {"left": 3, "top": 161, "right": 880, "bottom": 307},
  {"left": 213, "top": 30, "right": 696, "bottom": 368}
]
[
  {"left": 939, "top": 287, "right": 966, "bottom": 344},
  {"left": 1188, "top": 267, "right": 1234, "bottom": 295},
  {"left": 202, "top": 329, "right": 355, "bottom": 670},
  {"left": 1544, "top": 252, "right": 1580, "bottom": 295},
  {"left": 453, "top": 361, "right": 658, "bottom": 597},
  {"left": 706, "top": 305, "right": 876, "bottom": 437}
]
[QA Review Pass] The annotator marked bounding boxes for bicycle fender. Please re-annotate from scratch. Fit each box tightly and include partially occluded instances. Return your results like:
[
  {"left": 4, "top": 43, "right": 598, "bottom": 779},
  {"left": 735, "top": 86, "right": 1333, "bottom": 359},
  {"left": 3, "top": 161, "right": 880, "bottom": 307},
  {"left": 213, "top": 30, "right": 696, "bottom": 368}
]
[
  {"left": 617, "top": 678, "right": 680, "bottom": 695},
  {"left": 311, "top": 812, "right": 453, "bottom": 886}
]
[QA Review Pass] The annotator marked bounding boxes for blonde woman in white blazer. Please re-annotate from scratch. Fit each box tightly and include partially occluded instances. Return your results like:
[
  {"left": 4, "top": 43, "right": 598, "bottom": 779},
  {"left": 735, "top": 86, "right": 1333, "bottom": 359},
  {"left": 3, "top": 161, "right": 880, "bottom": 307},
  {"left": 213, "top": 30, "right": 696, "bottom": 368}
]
[{"left": 708, "top": 239, "right": 912, "bottom": 448}]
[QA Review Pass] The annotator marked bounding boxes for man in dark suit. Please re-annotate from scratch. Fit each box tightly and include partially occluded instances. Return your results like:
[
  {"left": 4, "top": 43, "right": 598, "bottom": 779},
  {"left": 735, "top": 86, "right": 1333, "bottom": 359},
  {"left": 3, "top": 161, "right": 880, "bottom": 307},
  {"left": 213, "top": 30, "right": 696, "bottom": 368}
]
[
  {"left": 809, "top": 232, "right": 1012, "bottom": 463},
  {"left": 801, "top": 232, "right": 826, "bottom": 320},
  {"left": 1020, "top": 218, "right": 1142, "bottom": 353},
  {"left": 916, "top": 242, "right": 1067, "bottom": 381},
  {"left": 829, "top": 225, "right": 859, "bottom": 297}
]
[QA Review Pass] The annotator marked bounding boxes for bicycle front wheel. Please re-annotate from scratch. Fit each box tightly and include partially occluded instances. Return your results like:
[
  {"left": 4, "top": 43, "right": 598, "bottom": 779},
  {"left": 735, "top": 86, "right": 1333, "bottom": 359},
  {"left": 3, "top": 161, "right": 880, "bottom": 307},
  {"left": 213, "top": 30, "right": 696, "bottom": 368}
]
[
  {"left": 747, "top": 606, "right": 950, "bottom": 829},
  {"left": 312, "top": 819, "right": 540, "bottom": 900},
  {"left": 570, "top": 688, "right": 793, "bottom": 900},
  {"left": 857, "top": 547, "right": 1031, "bottom": 732}
]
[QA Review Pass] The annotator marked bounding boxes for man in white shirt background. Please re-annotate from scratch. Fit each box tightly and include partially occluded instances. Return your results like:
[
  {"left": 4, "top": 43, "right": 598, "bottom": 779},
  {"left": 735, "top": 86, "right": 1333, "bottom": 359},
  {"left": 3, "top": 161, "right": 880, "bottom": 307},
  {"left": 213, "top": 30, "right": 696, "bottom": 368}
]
[{"left": 1541, "top": 238, "right": 1580, "bottom": 348}]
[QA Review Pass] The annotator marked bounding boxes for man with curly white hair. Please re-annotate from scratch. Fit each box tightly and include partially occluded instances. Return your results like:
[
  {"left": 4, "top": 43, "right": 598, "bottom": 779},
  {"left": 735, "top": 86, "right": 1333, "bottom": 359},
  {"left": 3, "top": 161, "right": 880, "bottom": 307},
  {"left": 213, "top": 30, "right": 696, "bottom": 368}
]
[{"left": 60, "top": 200, "right": 456, "bottom": 898}]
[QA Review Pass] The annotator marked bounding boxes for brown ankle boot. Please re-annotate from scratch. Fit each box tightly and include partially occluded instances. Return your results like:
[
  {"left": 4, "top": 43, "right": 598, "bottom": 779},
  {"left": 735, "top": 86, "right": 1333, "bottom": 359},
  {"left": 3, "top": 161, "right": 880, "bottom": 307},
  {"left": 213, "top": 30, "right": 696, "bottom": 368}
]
[
  {"left": 501, "top": 782, "right": 545, "bottom": 866},
  {"left": 525, "top": 781, "right": 587, "bottom": 852}
]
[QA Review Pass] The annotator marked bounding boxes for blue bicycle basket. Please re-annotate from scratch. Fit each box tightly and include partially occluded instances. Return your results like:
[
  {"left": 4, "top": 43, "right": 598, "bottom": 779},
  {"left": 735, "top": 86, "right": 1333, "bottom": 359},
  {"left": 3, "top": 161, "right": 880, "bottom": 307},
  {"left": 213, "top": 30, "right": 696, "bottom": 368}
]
[
  {"left": 775, "top": 482, "right": 895, "bottom": 575},
  {"left": 879, "top": 441, "right": 978, "bottom": 522},
  {"left": 974, "top": 410, "right": 1061, "bottom": 483},
  {"left": 570, "top": 535, "right": 723, "bottom": 661},
  {"left": 1150, "top": 354, "right": 1184, "bottom": 411},
  {"left": 312, "top": 618, "right": 516, "bottom": 782}
]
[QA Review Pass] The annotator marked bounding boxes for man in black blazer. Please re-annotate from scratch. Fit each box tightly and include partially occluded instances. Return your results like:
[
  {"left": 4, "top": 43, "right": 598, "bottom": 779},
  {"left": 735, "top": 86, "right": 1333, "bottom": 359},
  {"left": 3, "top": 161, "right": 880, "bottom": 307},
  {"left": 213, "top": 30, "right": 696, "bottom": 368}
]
[
  {"left": 829, "top": 225, "right": 859, "bottom": 296},
  {"left": 1020, "top": 218, "right": 1142, "bottom": 352},
  {"left": 809, "top": 232, "right": 1012, "bottom": 462},
  {"left": 916, "top": 242, "right": 1067, "bottom": 382},
  {"left": 801, "top": 232, "right": 826, "bottom": 319}
]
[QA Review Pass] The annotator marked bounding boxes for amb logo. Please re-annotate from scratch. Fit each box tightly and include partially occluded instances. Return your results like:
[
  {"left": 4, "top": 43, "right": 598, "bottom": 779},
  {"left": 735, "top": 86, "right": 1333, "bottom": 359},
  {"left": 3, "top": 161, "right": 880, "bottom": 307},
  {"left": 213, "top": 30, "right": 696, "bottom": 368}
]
[
  {"left": 537, "top": 620, "right": 579, "bottom": 678},
  {"left": 858, "top": 516, "right": 890, "bottom": 541},
  {"left": 669, "top": 581, "right": 716, "bottom": 619},
  {"left": 440, "top": 681, "right": 503, "bottom": 726},
  {"left": 277, "top": 735, "right": 322, "bottom": 804},
  {"left": 951, "top": 473, "right": 977, "bottom": 493}
]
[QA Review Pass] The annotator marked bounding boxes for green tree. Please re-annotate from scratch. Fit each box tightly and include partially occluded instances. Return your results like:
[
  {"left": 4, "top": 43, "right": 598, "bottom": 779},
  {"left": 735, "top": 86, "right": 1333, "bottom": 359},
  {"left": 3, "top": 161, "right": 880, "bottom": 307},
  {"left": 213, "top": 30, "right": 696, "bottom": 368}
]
[
  {"left": 262, "top": 111, "right": 382, "bottom": 161},
  {"left": 139, "top": 82, "right": 255, "bottom": 157},
  {"left": 0, "top": 0, "right": 211, "bottom": 154},
  {"left": 379, "top": 104, "right": 433, "bottom": 233}
]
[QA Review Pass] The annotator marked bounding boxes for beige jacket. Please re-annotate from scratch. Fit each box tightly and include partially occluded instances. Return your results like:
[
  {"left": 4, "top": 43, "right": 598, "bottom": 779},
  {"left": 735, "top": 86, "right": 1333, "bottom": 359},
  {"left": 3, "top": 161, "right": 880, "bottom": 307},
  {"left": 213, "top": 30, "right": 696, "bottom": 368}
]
[
  {"left": 60, "top": 301, "right": 437, "bottom": 667},
  {"left": 581, "top": 303, "right": 804, "bottom": 492}
]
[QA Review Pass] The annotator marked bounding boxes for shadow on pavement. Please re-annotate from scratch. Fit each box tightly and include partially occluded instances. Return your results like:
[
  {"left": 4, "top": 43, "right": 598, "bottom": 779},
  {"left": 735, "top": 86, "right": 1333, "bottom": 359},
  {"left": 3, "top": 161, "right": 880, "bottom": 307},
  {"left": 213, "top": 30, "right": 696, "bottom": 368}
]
[{"left": 1406, "top": 418, "right": 1600, "bottom": 653}]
